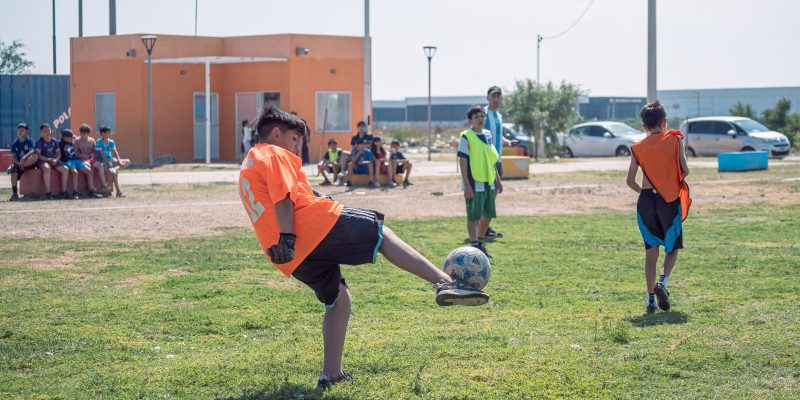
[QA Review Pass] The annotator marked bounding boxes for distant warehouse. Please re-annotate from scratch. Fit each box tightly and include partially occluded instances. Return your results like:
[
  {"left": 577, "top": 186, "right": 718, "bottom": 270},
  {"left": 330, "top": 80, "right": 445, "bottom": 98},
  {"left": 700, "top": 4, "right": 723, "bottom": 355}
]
[
  {"left": 657, "top": 87, "right": 800, "bottom": 119},
  {"left": 373, "top": 95, "right": 647, "bottom": 126}
]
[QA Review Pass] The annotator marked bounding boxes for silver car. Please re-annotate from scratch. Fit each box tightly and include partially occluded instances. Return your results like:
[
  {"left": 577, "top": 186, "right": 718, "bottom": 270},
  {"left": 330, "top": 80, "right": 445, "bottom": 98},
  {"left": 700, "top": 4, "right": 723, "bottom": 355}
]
[
  {"left": 560, "top": 121, "right": 646, "bottom": 157},
  {"left": 680, "top": 117, "right": 791, "bottom": 158}
]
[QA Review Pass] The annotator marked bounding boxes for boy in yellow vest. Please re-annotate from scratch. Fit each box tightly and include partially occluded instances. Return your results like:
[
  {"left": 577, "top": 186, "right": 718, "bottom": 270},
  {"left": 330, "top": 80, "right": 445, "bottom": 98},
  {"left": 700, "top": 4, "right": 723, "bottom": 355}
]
[
  {"left": 318, "top": 138, "right": 342, "bottom": 186},
  {"left": 458, "top": 105, "right": 503, "bottom": 258},
  {"left": 626, "top": 101, "right": 692, "bottom": 314}
]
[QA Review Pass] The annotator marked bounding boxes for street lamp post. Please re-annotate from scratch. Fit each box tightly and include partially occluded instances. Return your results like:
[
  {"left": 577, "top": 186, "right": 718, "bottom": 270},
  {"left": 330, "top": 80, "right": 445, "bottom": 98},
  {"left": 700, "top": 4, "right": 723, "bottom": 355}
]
[
  {"left": 141, "top": 35, "right": 157, "bottom": 167},
  {"left": 423, "top": 46, "right": 437, "bottom": 161}
]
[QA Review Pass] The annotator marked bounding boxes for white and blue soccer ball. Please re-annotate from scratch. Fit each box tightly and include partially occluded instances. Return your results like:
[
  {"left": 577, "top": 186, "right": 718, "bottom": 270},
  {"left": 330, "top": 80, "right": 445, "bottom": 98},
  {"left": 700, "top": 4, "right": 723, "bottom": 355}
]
[{"left": 443, "top": 246, "right": 491, "bottom": 290}]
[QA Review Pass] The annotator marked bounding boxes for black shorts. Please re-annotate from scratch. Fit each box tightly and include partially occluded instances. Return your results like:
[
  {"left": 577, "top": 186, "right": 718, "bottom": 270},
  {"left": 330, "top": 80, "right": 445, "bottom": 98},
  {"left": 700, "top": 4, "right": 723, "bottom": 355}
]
[
  {"left": 291, "top": 207, "right": 384, "bottom": 307},
  {"left": 637, "top": 189, "right": 684, "bottom": 252}
]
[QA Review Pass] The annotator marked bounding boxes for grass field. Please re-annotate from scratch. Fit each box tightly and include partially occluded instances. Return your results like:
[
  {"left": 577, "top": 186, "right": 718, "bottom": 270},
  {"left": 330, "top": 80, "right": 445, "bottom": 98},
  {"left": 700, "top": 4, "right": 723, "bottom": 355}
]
[{"left": 1, "top": 203, "right": 799, "bottom": 399}]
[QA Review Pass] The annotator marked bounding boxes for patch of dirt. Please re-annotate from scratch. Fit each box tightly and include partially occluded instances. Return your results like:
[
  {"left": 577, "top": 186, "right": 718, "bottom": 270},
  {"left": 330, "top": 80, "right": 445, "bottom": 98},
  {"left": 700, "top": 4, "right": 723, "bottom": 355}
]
[{"left": 1, "top": 174, "right": 798, "bottom": 241}]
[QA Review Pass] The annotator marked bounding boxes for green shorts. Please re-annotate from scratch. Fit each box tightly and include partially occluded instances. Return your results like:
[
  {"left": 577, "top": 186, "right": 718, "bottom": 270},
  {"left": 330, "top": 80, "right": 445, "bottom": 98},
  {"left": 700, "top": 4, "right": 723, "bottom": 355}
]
[{"left": 465, "top": 189, "right": 497, "bottom": 221}]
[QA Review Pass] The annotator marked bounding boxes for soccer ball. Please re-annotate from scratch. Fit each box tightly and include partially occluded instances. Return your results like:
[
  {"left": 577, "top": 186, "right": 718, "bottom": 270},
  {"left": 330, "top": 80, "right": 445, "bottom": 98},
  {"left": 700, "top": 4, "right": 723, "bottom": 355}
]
[{"left": 443, "top": 246, "right": 491, "bottom": 290}]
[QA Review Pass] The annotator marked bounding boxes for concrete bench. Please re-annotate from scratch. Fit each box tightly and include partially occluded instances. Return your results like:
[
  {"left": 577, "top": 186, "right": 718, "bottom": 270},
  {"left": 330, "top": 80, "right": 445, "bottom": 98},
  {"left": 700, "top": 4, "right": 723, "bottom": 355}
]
[
  {"left": 501, "top": 147, "right": 526, "bottom": 157},
  {"left": 718, "top": 151, "right": 768, "bottom": 172},
  {"left": 349, "top": 173, "right": 403, "bottom": 186},
  {"left": 19, "top": 167, "right": 114, "bottom": 197},
  {"left": 0, "top": 150, "right": 12, "bottom": 171},
  {"left": 501, "top": 156, "right": 529, "bottom": 179}
]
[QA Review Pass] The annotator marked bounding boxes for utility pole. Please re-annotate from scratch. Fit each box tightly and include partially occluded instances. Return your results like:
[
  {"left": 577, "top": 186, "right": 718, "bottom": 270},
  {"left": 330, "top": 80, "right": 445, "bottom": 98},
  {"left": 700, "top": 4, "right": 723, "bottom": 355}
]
[
  {"left": 109, "top": 0, "right": 117, "bottom": 35},
  {"left": 195, "top": 0, "right": 198, "bottom": 36},
  {"left": 536, "top": 34, "right": 542, "bottom": 85},
  {"left": 647, "top": 0, "right": 657, "bottom": 103},
  {"left": 79, "top": 0, "right": 83, "bottom": 37},
  {"left": 52, "top": 0, "right": 56, "bottom": 74},
  {"left": 363, "top": 0, "right": 371, "bottom": 129}
]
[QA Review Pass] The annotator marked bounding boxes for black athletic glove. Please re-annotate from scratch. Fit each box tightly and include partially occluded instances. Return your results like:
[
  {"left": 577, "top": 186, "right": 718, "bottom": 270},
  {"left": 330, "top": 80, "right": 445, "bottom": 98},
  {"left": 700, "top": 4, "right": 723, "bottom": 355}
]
[{"left": 267, "top": 233, "right": 296, "bottom": 264}]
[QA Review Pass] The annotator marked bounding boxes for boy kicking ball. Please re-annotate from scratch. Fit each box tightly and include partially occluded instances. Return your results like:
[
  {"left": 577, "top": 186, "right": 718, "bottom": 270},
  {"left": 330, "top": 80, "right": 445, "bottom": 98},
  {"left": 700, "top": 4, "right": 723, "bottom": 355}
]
[
  {"left": 626, "top": 101, "right": 691, "bottom": 313},
  {"left": 238, "top": 106, "right": 488, "bottom": 390}
]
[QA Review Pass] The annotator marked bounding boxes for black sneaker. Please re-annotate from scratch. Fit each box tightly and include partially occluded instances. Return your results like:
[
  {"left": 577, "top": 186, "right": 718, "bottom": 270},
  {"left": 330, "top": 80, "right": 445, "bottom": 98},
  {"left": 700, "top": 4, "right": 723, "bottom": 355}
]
[
  {"left": 345, "top": 181, "right": 352, "bottom": 187},
  {"left": 485, "top": 227, "right": 503, "bottom": 239},
  {"left": 89, "top": 190, "right": 103, "bottom": 199},
  {"left": 645, "top": 297, "right": 658, "bottom": 314},
  {"left": 72, "top": 193, "right": 81, "bottom": 200},
  {"left": 9, "top": 193, "right": 19, "bottom": 202},
  {"left": 45, "top": 193, "right": 53, "bottom": 200},
  {"left": 654, "top": 282, "right": 670, "bottom": 311},
  {"left": 435, "top": 281, "right": 489, "bottom": 306},
  {"left": 403, "top": 179, "right": 412, "bottom": 187},
  {"left": 316, "top": 371, "right": 353, "bottom": 391},
  {"left": 320, "top": 179, "right": 331, "bottom": 186},
  {"left": 473, "top": 242, "right": 492, "bottom": 258}
]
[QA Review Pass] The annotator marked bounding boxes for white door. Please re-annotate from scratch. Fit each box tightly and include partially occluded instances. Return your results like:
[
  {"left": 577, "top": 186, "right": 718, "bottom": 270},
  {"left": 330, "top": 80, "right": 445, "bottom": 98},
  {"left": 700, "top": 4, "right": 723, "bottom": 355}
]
[{"left": 194, "top": 92, "right": 219, "bottom": 160}]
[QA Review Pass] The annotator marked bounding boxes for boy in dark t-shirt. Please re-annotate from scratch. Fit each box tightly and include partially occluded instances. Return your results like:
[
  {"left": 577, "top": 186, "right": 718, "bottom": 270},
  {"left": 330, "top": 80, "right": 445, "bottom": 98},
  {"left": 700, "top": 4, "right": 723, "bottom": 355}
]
[
  {"left": 34, "top": 123, "right": 69, "bottom": 199},
  {"left": 6, "top": 123, "right": 38, "bottom": 201},
  {"left": 389, "top": 140, "right": 413, "bottom": 188}
]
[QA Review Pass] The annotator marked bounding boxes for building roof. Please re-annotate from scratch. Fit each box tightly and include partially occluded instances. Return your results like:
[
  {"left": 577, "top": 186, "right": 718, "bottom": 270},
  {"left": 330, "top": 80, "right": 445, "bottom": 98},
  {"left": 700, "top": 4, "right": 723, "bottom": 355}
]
[{"left": 148, "top": 56, "right": 287, "bottom": 64}]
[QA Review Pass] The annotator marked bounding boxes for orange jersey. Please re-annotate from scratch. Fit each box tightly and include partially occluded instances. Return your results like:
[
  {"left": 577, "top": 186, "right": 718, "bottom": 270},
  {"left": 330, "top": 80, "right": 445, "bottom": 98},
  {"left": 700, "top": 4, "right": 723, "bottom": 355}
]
[
  {"left": 631, "top": 130, "right": 692, "bottom": 221},
  {"left": 239, "top": 144, "right": 343, "bottom": 276}
]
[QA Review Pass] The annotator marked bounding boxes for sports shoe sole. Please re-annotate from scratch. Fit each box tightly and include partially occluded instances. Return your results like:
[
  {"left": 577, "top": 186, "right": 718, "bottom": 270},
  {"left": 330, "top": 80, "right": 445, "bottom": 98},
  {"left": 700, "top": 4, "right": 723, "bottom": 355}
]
[
  {"left": 654, "top": 284, "right": 670, "bottom": 311},
  {"left": 436, "top": 291, "right": 489, "bottom": 306}
]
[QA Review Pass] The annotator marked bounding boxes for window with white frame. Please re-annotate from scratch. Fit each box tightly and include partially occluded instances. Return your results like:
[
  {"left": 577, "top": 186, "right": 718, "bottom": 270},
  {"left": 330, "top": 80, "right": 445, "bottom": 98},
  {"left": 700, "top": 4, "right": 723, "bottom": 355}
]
[
  {"left": 95, "top": 93, "right": 115, "bottom": 132},
  {"left": 315, "top": 92, "right": 351, "bottom": 132}
]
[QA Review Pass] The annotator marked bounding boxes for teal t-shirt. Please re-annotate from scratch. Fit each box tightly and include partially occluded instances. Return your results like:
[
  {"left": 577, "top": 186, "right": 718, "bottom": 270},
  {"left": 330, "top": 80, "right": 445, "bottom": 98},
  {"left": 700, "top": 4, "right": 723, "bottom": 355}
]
[{"left": 96, "top": 139, "right": 116, "bottom": 160}]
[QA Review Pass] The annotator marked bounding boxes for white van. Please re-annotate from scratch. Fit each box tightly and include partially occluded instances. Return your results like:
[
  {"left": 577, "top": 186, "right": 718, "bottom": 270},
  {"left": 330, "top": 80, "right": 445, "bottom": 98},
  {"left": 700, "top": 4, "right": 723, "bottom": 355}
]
[{"left": 679, "top": 117, "right": 791, "bottom": 158}]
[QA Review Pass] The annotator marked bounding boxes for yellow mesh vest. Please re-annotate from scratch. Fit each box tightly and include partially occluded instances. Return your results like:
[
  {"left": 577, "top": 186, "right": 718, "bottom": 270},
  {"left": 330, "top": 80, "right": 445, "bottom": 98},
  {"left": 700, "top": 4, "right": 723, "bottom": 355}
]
[{"left": 461, "top": 129, "right": 499, "bottom": 186}]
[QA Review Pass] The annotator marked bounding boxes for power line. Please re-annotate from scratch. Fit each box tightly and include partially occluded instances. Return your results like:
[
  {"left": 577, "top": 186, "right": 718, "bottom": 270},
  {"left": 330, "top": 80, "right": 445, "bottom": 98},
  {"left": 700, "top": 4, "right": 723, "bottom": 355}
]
[{"left": 542, "top": 0, "right": 595, "bottom": 40}]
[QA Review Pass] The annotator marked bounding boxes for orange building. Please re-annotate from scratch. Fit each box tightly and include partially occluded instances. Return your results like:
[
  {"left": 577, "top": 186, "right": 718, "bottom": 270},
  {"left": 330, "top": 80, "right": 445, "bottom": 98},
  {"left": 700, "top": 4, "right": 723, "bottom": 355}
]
[{"left": 70, "top": 34, "right": 369, "bottom": 164}]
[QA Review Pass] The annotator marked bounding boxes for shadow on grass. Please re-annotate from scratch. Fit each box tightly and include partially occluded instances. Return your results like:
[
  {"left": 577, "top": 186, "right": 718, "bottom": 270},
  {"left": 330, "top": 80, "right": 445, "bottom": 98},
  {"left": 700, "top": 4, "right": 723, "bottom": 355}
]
[
  {"left": 217, "top": 383, "right": 352, "bottom": 400},
  {"left": 627, "top": 311, "right": 689, "bottom": 327}
]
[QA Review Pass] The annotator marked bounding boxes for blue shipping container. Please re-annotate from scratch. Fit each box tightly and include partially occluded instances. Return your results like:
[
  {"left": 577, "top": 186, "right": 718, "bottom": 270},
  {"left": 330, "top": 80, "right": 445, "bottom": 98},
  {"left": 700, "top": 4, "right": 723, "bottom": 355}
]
[{"left": 0, "top": 74, "right": 71, "bottom": 148}]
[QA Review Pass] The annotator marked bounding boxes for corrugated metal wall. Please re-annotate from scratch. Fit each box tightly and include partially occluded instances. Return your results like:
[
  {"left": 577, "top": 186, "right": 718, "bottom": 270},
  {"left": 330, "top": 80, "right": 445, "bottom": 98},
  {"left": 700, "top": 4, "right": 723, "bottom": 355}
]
[{"left": 0, "top": 74, "right": 70, "bottom": 148}]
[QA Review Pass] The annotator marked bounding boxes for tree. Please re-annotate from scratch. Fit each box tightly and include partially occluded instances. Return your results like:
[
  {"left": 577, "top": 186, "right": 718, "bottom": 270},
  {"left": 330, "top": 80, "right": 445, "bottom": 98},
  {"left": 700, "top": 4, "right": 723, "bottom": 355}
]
[
  {"left": 761, "top": 97, "right": 791, "bottom": 132},
  {"left": 504, "top": 79, "right": 583, "bottom": 158},
  {"left": 729, "top": 102, "right": 756, "bottom": 119},
  {"left": 0, "top": 39, "right": 34, "bottom": 74}
]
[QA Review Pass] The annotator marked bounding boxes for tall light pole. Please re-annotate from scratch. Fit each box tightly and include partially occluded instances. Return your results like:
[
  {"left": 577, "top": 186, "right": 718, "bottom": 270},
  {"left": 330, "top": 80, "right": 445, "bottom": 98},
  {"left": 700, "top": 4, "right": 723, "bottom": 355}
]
[
  {"left": 141, "top": 35, "right": 157, "bottom": 167},
  {"left": 423, "top": 46, "right": 437, "bottom": 161},
  {"left": 647, "top": 0, "right": 657, "bottom": 103}
]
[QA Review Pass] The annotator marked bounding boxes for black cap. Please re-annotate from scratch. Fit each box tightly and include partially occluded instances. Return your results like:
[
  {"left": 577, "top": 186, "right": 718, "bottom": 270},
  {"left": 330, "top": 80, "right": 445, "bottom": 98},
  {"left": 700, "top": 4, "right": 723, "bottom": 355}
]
[
  {"left": 61, "top": 129, "right": 74, "bottom": 137},
  {"left": 487, "top": 86, "right": 502, "bottom": 95},
  {"left": 17, "top": 123, "right": 29, "bottom": 130},
  {"left": 328, "top": 138, "right": 338, "bottom": 145}
]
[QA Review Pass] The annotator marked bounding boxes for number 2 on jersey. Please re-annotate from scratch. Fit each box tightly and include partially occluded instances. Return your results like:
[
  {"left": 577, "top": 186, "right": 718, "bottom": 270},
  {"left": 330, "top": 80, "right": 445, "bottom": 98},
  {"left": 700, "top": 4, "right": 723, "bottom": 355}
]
[{"left": 240, "top": 177, "right": 265, "bottom": 222}]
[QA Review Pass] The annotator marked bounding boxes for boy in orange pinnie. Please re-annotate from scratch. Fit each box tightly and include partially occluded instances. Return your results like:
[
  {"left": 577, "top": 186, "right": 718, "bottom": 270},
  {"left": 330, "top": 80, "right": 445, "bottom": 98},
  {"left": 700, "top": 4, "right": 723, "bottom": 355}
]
[
  {"left": 238, "top": 106, "right": 488, "bottom": 390},
  {"left": 626, "top": 100, "right": 691, "bottom": 314}
]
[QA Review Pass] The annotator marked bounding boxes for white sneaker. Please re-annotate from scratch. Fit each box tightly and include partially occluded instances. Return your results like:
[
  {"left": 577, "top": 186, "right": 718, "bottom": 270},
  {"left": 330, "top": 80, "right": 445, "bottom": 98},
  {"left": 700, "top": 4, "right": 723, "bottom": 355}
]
[
  {"left": 389, "top": 181, "right": 398, "bottom": 188},
  {"left": 335, "top": 180, "right": 343, "bottom": 186}
]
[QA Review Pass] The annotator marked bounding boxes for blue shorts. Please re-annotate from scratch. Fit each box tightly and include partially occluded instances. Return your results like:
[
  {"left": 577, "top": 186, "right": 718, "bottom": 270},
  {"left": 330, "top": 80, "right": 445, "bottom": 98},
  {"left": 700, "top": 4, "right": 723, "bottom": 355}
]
[
  {"left": 354, "top": 164, "right": 370, "bottom": 175},
  {"left": 65, "top": 160, "right": 87, "bottom": 170}
]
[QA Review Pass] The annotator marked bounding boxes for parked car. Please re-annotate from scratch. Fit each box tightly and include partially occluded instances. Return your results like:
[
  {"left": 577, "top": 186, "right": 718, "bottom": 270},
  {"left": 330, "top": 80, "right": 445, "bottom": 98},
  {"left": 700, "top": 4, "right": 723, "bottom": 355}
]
[
  {"left": 501, "top": 123, "right": 536, "bottom": 157},
  {"left": 560, "top": 121, "right": 646, "bottom": 157},
  {"left": 679, "top": 117, "right": 791, "bottom": 158}
]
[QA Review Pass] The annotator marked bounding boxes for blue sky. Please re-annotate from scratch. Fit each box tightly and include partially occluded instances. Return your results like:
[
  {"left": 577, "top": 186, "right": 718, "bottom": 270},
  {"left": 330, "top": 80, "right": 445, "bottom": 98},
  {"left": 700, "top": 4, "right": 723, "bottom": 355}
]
[{"left": 2, "top": 0, "right": 798, "bottom": 99}]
